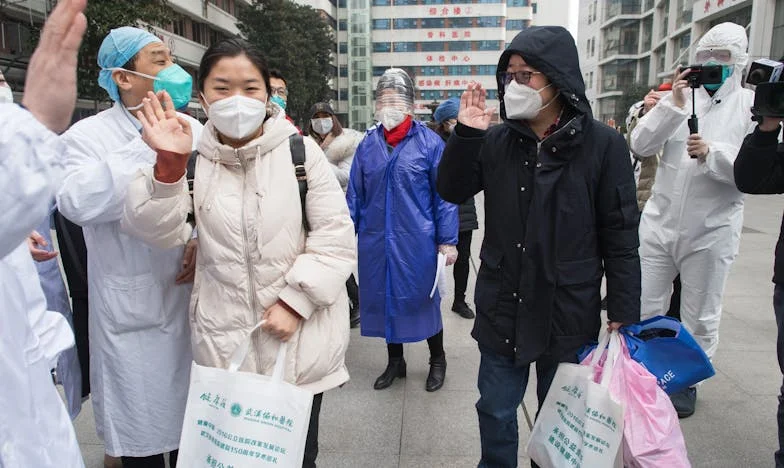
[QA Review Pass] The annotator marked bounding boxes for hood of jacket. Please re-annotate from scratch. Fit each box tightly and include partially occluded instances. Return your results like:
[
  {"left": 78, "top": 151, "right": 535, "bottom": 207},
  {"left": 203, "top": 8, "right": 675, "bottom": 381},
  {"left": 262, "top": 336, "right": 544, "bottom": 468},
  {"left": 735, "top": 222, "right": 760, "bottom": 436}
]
[
  {"left": 496, "top": 26, "right": 592, "bottom": 121},
  {"left": 198, "top": 104, "right": 298, "bottom": 164}
]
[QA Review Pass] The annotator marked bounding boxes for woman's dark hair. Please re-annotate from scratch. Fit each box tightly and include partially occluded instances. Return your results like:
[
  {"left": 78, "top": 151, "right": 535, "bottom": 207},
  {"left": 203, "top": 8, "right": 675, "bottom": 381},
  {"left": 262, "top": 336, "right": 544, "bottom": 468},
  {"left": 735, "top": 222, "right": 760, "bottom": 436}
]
[{"left": 197, "top": 38, "right": 270, "bottom": 94}]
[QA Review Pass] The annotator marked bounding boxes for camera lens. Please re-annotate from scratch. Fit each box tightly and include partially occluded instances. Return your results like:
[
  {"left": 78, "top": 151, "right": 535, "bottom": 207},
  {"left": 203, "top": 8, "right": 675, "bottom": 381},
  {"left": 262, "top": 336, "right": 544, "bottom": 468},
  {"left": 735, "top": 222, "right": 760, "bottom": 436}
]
[{"left": 748, "top": 68, "right": 769, "bottom": 85}]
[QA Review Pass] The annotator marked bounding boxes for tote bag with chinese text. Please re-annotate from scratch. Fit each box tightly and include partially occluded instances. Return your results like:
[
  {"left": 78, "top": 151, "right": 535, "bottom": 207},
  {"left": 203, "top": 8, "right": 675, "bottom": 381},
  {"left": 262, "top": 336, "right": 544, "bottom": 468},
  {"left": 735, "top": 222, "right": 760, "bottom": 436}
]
[
  {"left": 177, "top": 321, "right": 313, "bottom": 467},
  {"left": 527, "top": 331, "right": 624, "bottom": 468}
]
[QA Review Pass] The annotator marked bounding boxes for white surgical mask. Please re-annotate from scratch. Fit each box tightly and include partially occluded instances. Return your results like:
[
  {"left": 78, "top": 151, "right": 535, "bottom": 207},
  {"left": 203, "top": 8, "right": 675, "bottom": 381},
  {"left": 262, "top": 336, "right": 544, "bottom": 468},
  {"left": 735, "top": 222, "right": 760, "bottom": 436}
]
[
  {"left": 504, "top": 80, "right": 555, "bottom": 120},
  {"left": 311, "top": 117, "right": 333, "bottom": 135},
  {"left": 0, "top": 86, "right": 13, "bottom": 104},
  {"left": 374, "top": 107, "right": 407, "bottom": 131},
  {"left": 203, "top": 94, "right": 267, "bottom": 140}
]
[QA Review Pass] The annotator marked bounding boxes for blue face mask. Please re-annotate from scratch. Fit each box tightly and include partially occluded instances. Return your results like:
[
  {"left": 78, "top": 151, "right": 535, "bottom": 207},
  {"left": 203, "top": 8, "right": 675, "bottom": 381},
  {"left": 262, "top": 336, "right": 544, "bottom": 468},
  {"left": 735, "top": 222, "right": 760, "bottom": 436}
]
[
  {"left": 118, "top": 64, "right": 194, "bottom": 110},
  {"left": 703, "top": 62, "right": 733, "bottom": 91},
  {"left": 270, "top": 94, "right": 287, "bottom": 111}
]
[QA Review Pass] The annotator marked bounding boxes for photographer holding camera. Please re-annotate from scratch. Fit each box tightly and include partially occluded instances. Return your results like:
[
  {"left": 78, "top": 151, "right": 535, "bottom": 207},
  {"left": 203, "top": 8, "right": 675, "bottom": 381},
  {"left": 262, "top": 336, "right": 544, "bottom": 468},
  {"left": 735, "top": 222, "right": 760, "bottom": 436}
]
[
  {"left": 630, "top": 22, "right": 756, "bottom": 417},
  {"left": 733, "top": 58, "right": 784, "bottom": 466}
]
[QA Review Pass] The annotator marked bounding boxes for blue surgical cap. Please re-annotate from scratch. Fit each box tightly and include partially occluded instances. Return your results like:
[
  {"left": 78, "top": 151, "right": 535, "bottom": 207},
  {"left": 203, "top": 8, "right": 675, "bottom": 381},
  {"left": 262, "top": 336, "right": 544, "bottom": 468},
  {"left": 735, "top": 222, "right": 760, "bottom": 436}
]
[
  {"left": 97, "top": 27, "right": 162, "bottom": 102},
  {"left": 433, "top": 97, "right": 460, "bottom": 124}
]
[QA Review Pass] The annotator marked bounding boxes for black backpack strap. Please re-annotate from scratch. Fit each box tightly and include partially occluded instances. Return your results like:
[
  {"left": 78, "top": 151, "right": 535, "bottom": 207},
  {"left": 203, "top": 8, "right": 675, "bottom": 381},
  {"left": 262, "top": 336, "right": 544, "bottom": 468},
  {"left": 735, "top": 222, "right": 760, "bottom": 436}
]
[
  {"left": 186, "top": 150, "right": 198, "bottom": 226},
  {"left": 289, "top": 134, "right": 309, "bottom": 231}
]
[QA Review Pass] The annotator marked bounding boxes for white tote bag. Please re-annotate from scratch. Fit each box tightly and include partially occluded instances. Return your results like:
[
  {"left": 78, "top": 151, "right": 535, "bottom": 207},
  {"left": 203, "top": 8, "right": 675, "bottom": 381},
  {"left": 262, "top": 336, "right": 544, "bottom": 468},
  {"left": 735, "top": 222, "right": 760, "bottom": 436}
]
[
  {"left": 178, "top": 321, "right": 313, "bottom": 467},
  {"left": 526, "top": 331, "right": 625, "bottom": 468}
]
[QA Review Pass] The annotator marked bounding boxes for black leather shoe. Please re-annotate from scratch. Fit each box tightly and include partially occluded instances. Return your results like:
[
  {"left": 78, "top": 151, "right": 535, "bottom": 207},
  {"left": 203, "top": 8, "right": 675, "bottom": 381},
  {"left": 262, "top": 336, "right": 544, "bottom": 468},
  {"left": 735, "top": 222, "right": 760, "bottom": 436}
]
[
  {"left": 373, "top": 357, "right": 406, "bottom": 390},
  {"left": 426, "top": 354, "right": 447, "bottom": 392},
  {"left": 670, "top": 386, "right": 697, "bottom": 418},
  {"left": 451, "top": 300, "right": 476, "bottom": 319}
]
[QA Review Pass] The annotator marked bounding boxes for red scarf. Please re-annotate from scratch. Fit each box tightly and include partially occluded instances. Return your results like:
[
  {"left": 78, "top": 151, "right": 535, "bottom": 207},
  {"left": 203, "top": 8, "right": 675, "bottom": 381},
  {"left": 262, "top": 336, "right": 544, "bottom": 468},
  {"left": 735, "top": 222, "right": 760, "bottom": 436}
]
[{"left": 383, "top": 115, "right": 413, "bottom": 147}]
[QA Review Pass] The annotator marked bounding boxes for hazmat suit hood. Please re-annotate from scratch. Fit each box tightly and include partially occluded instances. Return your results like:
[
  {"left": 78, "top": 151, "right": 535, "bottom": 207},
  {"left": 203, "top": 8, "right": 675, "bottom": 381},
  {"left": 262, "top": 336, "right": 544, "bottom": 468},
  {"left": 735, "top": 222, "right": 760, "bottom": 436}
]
[
  {"left": 497, "top": 26, "right": 591, "bottom": 121},
  {"left": 695, "top": 22, "right": 749, "bottom": 80}
]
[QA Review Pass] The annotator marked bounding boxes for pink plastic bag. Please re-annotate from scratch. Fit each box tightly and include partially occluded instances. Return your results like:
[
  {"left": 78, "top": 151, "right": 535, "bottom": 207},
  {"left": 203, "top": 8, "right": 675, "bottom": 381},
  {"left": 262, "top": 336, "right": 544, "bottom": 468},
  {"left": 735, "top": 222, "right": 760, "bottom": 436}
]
[{"left": 582, "top": 333, "right": 691, "bottom": 467}]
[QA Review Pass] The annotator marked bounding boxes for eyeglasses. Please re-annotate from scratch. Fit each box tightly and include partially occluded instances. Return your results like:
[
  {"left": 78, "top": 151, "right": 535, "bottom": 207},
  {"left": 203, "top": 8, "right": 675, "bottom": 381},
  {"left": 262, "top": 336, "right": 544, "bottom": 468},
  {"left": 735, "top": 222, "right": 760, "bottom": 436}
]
[
  {"left": 271, "top": 86, "right": 289, "bottom": 97},
  {"left": 695, "top": 49, "right": 733, "bottom": 64},
  {"left": 498, "top": 70, "right": 543, "bottom": 86}
]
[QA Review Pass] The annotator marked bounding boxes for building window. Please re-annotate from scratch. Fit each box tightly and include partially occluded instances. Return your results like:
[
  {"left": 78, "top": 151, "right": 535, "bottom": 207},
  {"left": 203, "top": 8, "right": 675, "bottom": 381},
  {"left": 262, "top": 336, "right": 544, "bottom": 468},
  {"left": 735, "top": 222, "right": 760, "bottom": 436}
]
[
  {"left": 532, "top": 2, "right": 537, "bottom": 14},
  {"left": 419, "top": 41, "right": 444, "bottom": 52},
  {"left": 421, "top": 18, "right": 446, "bottom": 28},
  {"left": 478, "top": 16, "right": 503, "bottom": 28},
  {"left": 477, "top": 41, "right": 503, "bottom": 51},
  {"left": 372, "top": 0, "right": 390, "bottom": 4},
  {"left": 372, "top": 19, "right": 390, "bottom": 30},
  {"left": 487, "top": 90, "right": 498, "bottom": 99},
  {"left": 450, "top": 17, "right": 473, "bottom": 28},
  {"left": 507, "top": 0, "right": 529, "bottom": 5},
  {"left": 373, "top": 66, "right": 387, "bottom": 77},
  {"left": 339, "top": 42, "right": 348, "bottom": 54},
  {"left": 476, "top": 65, "right": 496, "bottom": 74},
  {"left": 393, "top": 42, "right": 417, "bottom": 52},
  {"left": 372, "top": 42, "right": 391, "bottom": 53},
  {"left": 507, "top": 19, "right": 525, "bottom": 30},
  {"left": 339, "top": 66, "right": 348, "bottom": 77},
  {"left": 447, "top": 65, "right": 471, "bottom": 75},
  {"left": 393, "top": 18, "right": 417, "bottom": 29},
  {"left": 449, "top": 41, "right": 471, "bottom": 51}
]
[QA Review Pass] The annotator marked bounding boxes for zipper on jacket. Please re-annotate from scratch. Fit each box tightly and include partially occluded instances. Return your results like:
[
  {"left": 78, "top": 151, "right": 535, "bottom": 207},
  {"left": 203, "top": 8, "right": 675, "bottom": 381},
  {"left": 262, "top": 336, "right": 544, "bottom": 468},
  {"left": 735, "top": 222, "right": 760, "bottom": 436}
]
[{"left": 238, "top": 149, "right": 261, "bottom": 371}]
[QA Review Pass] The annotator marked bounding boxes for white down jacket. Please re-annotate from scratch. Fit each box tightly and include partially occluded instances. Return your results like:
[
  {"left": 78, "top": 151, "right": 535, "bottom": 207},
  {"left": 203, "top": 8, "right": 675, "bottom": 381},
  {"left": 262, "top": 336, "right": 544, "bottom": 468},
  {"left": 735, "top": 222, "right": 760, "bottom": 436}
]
[
  {"left": 122, "top": 110, "right": 356, "bottom": 394},
  {"left": 316, "top": 128, "right": 363, "bottom": 191}
]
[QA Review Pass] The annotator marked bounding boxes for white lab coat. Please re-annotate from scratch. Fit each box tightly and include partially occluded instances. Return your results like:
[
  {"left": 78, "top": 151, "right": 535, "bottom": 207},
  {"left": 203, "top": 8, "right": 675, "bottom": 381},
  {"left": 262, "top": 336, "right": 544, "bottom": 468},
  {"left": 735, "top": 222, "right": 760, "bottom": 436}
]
[
  {"left": 0, "top": 103, "right": 84, "bottom": 467},
  {"left": 630, "top": 42, "right": 755, "bottom": 358},
  {"left": 56, "top": 102, "right": 202, "bottom": 457}
]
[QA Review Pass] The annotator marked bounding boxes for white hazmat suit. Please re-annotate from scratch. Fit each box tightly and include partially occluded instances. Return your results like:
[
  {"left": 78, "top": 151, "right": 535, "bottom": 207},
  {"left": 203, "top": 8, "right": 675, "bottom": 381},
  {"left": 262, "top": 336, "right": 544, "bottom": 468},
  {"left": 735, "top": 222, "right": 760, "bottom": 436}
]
[
  {"left": 0, "top": 103, "right": 84, "bottom": 467},
  {"left": 630, "top": 23, "right": 756, "bottom": 358}
]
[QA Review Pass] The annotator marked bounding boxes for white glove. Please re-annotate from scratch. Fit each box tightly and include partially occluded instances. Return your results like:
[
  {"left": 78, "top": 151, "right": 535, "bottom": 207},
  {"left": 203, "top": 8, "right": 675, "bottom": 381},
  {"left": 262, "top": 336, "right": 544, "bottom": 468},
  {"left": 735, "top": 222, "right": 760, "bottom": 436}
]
[{"left": 439, "top": 244, "right": 458, "bottom": 266}]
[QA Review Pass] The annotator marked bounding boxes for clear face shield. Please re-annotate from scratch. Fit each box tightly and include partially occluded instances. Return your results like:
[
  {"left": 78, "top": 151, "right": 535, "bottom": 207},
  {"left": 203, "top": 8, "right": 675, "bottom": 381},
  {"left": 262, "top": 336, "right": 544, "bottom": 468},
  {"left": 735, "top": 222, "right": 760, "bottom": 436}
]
[{"left": 374, "top": 68, "right": 415, "bottom": 130}]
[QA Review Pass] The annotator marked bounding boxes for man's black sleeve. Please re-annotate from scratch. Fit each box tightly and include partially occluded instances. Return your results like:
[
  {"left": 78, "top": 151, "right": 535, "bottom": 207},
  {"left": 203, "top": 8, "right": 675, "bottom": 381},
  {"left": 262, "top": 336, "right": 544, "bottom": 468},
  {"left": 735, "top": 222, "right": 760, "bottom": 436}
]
[
  {"left": 597, "top": 130, "right": 641, "bottom": 324},
  {"left": 734, "top": 124, "right": 784, "bottom": 195},
  {"left": 436, "top": 122, "right": 485, "bottom": 204}
]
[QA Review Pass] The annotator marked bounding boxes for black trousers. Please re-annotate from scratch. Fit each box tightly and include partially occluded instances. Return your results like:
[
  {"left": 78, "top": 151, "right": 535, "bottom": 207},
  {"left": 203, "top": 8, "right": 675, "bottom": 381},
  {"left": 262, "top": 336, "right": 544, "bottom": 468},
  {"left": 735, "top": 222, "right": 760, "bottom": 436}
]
[
  {"left": 121, "top": 450, "right": 177, "bottom": 468},
  {"left": 453, "top": 230, "right": 473, "bottom": 303},
  {"left": 666, "top": 275, "right": 682, "bottom": 320},
  {"left": 346, "top": 274, "right": 359, "bottom": 310},
  {"left": 71, "top": 297, "right": 90, "bottom": 397},
  {"left": 303, "top": 393, "right": 323, "bottom": 468}
]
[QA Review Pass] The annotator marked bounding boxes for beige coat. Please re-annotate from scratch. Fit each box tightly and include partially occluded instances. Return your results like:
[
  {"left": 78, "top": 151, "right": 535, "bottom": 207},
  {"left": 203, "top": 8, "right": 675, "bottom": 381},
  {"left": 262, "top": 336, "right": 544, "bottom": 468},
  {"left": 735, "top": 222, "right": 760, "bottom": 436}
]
[
  {"left": 627, "top": 106, "right": 659, "bottom": 211},
  {"left": 122, "top": 111, "right": 356, "bottom": 394}
]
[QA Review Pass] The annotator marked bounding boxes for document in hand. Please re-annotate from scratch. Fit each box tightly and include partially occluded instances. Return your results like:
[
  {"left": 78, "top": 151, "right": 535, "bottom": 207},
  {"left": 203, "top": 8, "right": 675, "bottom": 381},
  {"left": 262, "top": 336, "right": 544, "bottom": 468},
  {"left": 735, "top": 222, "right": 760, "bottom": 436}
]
[{"left": 429, "top": 252, "right": 447, "bottom": 299}]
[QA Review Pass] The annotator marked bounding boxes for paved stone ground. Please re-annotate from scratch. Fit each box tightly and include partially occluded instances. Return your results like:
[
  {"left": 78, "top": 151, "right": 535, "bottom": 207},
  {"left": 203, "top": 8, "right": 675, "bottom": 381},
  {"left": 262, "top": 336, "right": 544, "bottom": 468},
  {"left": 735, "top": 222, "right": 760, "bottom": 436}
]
[{"left": 73, "top": 193, "right": 783, "bottom": 467}]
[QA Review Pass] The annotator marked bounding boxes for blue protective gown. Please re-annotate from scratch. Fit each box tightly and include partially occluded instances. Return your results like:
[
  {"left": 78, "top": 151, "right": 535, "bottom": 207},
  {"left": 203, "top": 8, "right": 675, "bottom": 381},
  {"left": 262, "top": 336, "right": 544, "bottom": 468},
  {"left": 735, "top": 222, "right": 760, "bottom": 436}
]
[{"left": 347, "top": 121, "right": 458, "bottom": 343}]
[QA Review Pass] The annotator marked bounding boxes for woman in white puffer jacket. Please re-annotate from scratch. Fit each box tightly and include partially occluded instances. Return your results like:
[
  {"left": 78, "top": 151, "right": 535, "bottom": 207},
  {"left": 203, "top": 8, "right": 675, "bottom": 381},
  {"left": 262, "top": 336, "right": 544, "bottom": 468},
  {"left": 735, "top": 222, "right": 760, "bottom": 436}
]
[
  {"left": 120, "top": 39, "right": 356, "bottom": 468},
  {"left": 305, "top": 101, "right": 363, "bottom": 192}
]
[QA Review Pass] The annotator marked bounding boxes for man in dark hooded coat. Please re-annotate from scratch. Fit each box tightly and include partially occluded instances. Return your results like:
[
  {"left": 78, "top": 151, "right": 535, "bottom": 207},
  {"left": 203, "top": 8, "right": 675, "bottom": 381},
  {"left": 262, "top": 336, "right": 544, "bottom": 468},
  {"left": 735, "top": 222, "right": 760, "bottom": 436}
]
[{"left": 437, "top": 26, "right": 641, "bottom": 466}]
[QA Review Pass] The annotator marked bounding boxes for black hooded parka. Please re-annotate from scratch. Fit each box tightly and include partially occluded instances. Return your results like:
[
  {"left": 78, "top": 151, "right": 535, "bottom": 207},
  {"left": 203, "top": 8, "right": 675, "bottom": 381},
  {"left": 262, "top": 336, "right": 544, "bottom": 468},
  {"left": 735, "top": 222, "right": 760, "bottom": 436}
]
[{"left": 437, "top": 26, "right": 641, "bottom": 366}]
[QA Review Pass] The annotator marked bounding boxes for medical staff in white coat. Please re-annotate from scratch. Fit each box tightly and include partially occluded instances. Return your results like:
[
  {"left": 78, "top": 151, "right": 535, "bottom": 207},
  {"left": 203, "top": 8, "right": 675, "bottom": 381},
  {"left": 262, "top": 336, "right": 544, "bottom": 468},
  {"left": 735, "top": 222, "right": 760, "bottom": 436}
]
[
  {"left": 56, "top": 27, "right": 202, "bottom": 467},
  {"left": 0, "top": 0, "right": 86, "bottom": 466},
  {"left": 630, "top": 22, "right": 755, "bottom": 418}
]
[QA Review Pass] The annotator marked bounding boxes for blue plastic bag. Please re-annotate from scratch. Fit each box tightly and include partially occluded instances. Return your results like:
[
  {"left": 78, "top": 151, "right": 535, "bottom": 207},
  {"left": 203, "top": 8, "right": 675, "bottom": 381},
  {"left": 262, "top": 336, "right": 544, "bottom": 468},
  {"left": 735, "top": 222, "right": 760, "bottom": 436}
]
[{"left": 579, "top": 316, "right": 714, "bottom": 395}]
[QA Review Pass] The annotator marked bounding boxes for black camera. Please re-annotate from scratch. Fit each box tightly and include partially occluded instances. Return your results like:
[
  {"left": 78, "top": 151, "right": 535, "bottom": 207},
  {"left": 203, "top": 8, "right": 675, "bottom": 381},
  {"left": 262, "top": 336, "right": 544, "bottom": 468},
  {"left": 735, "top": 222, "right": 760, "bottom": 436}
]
[
  {"left": 746, "top": 59, "right": 783, "bottom": 86},
  {"left": 684, "top": 64, "right": 724, "bottom": 88},
  {"left": 746, "top": 59, "right": 784, "bottom": 118}
]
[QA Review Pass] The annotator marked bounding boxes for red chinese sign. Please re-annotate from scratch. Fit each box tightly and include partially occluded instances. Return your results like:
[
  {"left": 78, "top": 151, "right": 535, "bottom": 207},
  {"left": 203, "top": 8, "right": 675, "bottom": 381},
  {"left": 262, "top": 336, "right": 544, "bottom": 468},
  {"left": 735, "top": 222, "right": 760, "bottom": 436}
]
[
  {"left": 428, "top": 6, "right": 473, "bottom": 16},
  {"left": 424, "top": 55, "right": 471, "bottom": 63}
]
